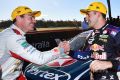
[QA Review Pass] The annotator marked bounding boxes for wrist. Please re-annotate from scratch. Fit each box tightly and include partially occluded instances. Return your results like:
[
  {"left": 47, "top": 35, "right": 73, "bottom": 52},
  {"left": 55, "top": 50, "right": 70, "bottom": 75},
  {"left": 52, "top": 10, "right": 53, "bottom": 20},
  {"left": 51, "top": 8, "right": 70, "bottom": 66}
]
[
  {"left": 106, "top": 61, "right": 113, "bottom": 68},
  {"left": 109, "top": 60, "right": 119, "bottom": 71}
]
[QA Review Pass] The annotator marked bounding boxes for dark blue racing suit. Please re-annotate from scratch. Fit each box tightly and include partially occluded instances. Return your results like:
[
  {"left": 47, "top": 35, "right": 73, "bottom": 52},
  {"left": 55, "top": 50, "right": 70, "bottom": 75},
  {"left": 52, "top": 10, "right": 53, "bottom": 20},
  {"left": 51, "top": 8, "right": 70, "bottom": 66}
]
[{"left": 69, "top": 23, "right": 120, "bottom": 80}]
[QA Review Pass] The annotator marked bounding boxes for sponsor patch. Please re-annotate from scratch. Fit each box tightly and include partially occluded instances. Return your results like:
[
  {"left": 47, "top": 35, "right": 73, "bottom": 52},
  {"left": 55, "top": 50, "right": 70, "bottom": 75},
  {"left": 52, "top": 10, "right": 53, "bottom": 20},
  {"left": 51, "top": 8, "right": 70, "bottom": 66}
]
[
  {"left": 91, "top": 52, "right": 107, "bottom": 60},
  {"left": 47, "top": 57, "right": 77, "bottom": 67},
  {"left": 21, "top": 41, "right": 30, "bottom": 49},
  {"left": 111, "top": 31, "right": 117, "bottom": 37},
  {"left": 25, "top": 65, "right": 71, "bottom": 80},
  {"left": 100, "top": 35, "right": 108, "bottom": 38}
]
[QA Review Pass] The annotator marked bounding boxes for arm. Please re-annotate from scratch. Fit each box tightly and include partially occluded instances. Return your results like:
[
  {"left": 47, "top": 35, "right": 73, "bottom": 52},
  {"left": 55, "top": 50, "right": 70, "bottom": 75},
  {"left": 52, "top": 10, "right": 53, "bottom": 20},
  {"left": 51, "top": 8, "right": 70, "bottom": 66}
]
[
  {"left": 108, "top": 31, "right": 120, "bottom": 71},
  {"left": 69, "top": 50, "right": 91, "bottom": 61},
  {"left": 7, "top": 35, "right": 64, "bottom": 65},
  {"left": 90, "top": 60, "right": 113, "bottom": 72},
  {"left": 59, "top": 41, "right": 91, "bottom": 61}
]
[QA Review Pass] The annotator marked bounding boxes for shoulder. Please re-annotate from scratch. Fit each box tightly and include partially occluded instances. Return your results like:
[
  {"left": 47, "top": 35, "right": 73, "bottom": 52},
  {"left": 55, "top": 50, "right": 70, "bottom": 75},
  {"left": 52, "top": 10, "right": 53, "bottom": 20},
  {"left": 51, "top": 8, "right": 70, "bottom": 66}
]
[
  {"left": 7, "top": 34, "right": 25, "bottom": 43},
  {"left": 107, "top": 24, "right": 120, "bottom": 37},
  {"left": 80, "top": 30, "right": 93, "bottom": 37},
  {"left": 2, "top": 28, "right": 26, "bottom": 43}
]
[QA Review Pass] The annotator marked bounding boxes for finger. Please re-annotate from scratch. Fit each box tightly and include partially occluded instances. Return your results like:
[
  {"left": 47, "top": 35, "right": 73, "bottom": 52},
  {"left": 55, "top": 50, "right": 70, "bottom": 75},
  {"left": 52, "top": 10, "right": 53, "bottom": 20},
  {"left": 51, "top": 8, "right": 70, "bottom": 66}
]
[
  {"left": 90, "top": 61, "right": 98, "bottom": 72},
  {"left": 58, "top": 42, "right": 64, "bottom": 47}
]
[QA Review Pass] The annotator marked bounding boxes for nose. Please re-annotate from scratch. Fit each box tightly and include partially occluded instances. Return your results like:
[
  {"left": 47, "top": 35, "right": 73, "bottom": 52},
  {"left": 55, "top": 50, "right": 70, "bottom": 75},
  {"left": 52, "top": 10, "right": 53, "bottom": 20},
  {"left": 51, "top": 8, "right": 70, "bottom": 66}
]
[
  {"left": 85, "top": 16, "right": 89, "bottom": 22},
  {"left": 84, "top": 16, "right": 89, "bottom": 24}
]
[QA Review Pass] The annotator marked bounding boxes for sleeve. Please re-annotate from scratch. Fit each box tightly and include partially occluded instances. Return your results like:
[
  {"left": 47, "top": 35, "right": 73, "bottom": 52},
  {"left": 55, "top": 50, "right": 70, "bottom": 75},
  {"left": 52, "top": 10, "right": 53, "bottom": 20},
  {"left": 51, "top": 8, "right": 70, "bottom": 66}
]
[
  {"left": 69, "top": 50, "right": 91, "bottom": 61},
  {"left": 109, "top": 31, "right": 120, "bottom": 71},
  {"left": 6, "top": 35, "right": 63, "bottom": 65},
  {"left": 109, "top": 60, "right": 119, "bottom": 71}
]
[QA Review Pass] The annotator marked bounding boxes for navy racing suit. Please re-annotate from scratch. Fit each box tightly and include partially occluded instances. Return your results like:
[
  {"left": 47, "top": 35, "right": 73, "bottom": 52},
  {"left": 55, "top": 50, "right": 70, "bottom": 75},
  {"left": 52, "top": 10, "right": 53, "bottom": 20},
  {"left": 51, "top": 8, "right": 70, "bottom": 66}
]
[{"left": 69, "top": 24, "right": 120, "bottom": 80}]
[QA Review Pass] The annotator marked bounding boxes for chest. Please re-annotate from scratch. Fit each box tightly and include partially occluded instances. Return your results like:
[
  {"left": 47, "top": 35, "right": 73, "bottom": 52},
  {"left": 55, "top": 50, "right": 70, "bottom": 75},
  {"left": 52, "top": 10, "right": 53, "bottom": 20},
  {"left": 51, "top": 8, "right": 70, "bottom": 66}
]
[{"left": 88, "top": 30, "right": 110, "bottom": 60}]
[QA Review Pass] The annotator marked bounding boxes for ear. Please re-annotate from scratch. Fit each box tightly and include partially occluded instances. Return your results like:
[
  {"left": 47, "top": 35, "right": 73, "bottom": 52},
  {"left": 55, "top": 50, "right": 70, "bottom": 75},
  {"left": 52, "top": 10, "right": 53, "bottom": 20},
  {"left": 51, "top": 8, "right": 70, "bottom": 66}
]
[{"left": 16, "top": 16, "right": 22, "bottom": 22}]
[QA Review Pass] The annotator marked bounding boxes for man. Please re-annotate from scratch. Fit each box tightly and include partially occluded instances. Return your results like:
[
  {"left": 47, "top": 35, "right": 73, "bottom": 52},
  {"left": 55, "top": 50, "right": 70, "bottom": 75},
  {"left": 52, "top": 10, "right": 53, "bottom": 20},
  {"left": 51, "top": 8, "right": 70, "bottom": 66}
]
[
  {"left": 81, "top": 17, "right": 89, "bottom": 30},
  {"left": 0, "top": 6, "right": 69, "bottom": 80},
  {"left": 64, "top": 2, "right": 120, "bottom": 80}
]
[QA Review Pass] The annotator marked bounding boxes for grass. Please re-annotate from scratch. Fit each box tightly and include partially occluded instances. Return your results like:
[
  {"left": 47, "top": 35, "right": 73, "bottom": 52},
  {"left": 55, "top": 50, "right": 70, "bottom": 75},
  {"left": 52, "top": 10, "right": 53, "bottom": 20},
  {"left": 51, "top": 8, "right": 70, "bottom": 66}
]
[{"left": 0, "top": 29, "right": 3, "bottom": 32}]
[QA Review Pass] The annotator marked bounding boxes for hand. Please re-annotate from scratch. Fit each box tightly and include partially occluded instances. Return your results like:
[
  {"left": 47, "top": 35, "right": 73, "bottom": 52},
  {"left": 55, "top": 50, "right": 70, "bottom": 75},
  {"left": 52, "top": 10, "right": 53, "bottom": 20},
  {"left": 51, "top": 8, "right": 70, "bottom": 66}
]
[
  {"left": 58, "top": 41, "right": 70, "bottom": 54},
  {"left": 90, "top": 72, "right": 94, "bottom": 80},
  {"left": 90, "top": 60, "right": 112, "bottom": 73}
]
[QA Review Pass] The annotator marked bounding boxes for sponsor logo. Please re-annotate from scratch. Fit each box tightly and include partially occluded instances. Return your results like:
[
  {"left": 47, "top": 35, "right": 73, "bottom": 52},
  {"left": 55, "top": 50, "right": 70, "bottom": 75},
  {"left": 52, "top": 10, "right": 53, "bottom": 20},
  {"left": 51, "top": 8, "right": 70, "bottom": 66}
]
[
  {"left": 77, "top": 55, "right": 90, "bottom": 60},
  {"left": 25, "top": 65, "right": 71, "bottom": 80},
  {"left": 101, "top": 75, "right": 115, "bottom": 80},
  {"left": 32, "top": 41, "right": 50, "bottom": 49},
  {"left": 91, "top": 52, "right": 107, "bottom": 60},
  {"left": 111, "top": 31, "right": 117, "bottom": 36},
  {"left": 21, "top": 41, "right": 30, "bottom": 49},
  {"left": 47, "top": 56, "right": 77, "bottom": 67},
  {"left": 100, "top": 34, "right": 108, "bottom": 38},
  {"left": 25, "top": 54, "right": 90, "bottom": 80},
  {"left": 25, "top": 56, "right": 77, "bottom": 80},
  {"left": 90, "top": 44, "right": 104, "bottom": 52}
]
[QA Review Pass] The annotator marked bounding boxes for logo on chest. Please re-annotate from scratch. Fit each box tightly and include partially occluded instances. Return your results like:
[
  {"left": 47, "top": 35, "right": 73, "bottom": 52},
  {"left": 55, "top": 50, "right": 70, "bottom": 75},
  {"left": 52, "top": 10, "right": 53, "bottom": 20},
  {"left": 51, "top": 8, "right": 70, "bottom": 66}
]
[
  {"left": 91, "top": 52, "right": 107, "bottom": 60},
  {"left": 90, "top": 44, "right": 107, "bottom": 60}
]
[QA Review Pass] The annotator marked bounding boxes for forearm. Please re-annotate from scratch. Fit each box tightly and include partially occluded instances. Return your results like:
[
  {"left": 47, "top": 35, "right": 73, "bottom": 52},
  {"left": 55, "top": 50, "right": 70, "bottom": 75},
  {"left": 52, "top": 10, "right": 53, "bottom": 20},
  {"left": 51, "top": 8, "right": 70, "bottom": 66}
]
[
  {"left": 90, "top": 60, "right": 119, "bottom": 73},
  {"left": 69, "top": 50, "right": 91, "bottom": 61}
]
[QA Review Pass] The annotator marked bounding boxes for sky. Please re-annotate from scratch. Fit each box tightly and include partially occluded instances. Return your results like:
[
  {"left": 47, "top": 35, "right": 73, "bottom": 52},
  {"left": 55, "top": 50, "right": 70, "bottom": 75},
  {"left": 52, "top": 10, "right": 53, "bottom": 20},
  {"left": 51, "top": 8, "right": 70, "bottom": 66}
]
[{"left": 0, "top": 0, "right": 120, "bottom": 21}]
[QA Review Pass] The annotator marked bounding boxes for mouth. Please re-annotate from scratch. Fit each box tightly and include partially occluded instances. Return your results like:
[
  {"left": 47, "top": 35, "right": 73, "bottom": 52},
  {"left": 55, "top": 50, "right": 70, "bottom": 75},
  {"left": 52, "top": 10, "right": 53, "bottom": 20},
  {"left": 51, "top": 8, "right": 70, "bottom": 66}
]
[{"left": 29, "top": 23, "right": 35, "bottom": 28}]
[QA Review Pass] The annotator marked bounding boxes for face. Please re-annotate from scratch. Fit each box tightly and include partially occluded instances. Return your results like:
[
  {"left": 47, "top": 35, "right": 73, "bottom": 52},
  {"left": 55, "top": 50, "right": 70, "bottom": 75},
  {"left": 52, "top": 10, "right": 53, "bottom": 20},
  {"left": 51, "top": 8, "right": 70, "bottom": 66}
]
[
  {"left": 20, "top": 14, "right": 36, "bottom": 32},
  {"left": 85, "top": 11, "right": 99, "bottom": 28}
]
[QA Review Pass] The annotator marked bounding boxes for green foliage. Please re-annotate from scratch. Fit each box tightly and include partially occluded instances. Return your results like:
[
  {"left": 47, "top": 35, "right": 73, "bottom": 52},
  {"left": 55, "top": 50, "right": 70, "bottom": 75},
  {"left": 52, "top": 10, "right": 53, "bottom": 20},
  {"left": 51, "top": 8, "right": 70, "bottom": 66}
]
[
  {"left": 0, "top": 20, "right": 12, "bottom": 29},
  {"left": 36, "top": 19, "right": 81, "bottom": 28},
  {"left": 0, "top": 19, "right": 81, "bottom": 29},
  {"left": 0, "top": 29, "right": 3, "bottom": 32}
]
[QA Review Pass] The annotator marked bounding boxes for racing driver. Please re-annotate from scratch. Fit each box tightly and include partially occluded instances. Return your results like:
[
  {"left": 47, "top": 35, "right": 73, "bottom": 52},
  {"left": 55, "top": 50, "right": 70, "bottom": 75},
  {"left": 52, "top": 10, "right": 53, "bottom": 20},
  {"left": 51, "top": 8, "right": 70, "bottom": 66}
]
[
  {"left": 63, "top": 2, "right": 120, "bottom": 80},
  {"left": 0, "top": 6, "right": 69, "bottom": 80}
]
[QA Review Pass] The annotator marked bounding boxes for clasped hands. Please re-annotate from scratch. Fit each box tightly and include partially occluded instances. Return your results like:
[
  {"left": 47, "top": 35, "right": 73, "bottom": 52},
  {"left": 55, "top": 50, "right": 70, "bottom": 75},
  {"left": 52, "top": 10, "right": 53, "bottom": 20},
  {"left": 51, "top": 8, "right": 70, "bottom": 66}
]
[{"left": 58, "top": 41, "right": 70, "bottom": 54}]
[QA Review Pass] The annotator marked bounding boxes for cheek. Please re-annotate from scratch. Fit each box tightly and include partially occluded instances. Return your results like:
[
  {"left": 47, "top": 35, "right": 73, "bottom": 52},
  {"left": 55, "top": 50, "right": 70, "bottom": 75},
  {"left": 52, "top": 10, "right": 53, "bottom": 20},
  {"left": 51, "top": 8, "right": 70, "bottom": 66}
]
[
  {"left": 24, "top": 19, "right": 34, "bottom": 28},
  {"left": 25, "top": 21, "right": 32, "bottom": 27},
  {"left": 23, "top": 22, "right": 32, "bottom": 29},
  {"left": 89, "top": 16, "right": 96, "bottom": 23}
]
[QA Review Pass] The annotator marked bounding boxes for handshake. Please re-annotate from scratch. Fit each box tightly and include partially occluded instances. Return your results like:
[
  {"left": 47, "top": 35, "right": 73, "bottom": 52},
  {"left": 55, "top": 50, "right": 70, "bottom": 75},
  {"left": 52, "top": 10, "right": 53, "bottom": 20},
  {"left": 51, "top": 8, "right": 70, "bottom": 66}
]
[
  {"left": 58, "top": 40, "right": 91, "bottom": 61},
  {"left": 56, "top": 38, "right": 91, "bottom": 61},
  {"left": 58, "top": 40, "right": 70, "bottom": 54}
]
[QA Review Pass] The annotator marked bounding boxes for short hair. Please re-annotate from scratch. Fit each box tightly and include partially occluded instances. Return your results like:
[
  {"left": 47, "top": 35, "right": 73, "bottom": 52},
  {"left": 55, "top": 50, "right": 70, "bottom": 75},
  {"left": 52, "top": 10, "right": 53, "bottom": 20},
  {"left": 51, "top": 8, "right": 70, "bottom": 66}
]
[
  {"left": 101, "top": 13, "right": 106, "bottom": 19},
  {"left": 12, "top": 14, "right": 25, "bottom": 23},
  {"left": 94, "top": 11, "right": 106, "bottom": 19}
]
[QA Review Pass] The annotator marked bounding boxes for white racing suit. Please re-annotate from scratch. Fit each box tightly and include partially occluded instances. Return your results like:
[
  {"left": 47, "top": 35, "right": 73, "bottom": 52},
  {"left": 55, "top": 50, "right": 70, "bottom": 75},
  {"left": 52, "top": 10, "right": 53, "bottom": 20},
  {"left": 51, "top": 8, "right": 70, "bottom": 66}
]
[{"left": 0, "top": 24, "right": 64, "bottom": 80}]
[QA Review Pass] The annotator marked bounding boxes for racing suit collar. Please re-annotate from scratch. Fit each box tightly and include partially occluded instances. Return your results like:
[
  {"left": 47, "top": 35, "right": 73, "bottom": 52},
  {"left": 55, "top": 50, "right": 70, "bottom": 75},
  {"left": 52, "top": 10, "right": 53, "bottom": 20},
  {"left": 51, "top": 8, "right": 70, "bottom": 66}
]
[
  {"left": 11, "top": 24, "right": 25, "bottom": 36},
  {"left": 94, "top": 23, "right": 108, "bottom": 34}
]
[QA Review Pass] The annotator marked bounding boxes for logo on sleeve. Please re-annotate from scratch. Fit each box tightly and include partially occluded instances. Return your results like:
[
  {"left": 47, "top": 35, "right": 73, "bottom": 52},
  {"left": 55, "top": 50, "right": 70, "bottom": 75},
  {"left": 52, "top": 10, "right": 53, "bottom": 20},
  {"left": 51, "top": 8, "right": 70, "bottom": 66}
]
[{"left": 21, "top": 41, "right": 30, "bottom": 49}]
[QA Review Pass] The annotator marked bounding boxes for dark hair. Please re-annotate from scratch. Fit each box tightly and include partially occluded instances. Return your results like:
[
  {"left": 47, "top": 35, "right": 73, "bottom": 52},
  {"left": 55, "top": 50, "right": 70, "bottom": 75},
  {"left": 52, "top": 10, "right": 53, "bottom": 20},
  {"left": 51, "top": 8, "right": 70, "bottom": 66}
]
[
  {"left": 12, "top": 19, "right": 16, "bottom": 23},
  {"left": 12, "top": 14, "right": 25, "bottom": 23},
  {"left": 93, "top": 11, "right": 106, "bottom": 19},
  {"left": 101, "top": 13, "right": 106, "bottom": 19}
]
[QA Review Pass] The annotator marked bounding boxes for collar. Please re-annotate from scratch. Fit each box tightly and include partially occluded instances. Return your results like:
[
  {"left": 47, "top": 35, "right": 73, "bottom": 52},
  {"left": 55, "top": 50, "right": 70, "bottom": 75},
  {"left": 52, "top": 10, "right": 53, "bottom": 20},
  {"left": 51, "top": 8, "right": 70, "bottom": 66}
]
[
  {"left": 11, "top": 24, "right": 25, "bottom": 36},
  {"left": 94, "top": 23, "right": 108, "bottom": 34}
]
